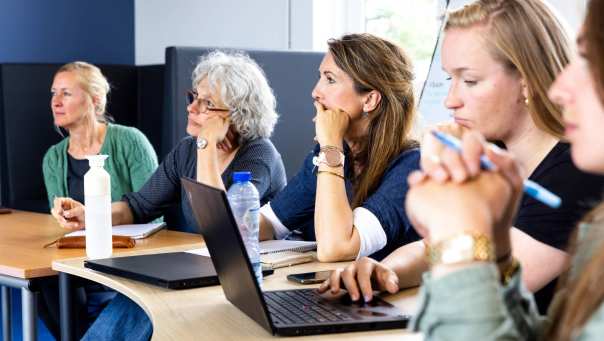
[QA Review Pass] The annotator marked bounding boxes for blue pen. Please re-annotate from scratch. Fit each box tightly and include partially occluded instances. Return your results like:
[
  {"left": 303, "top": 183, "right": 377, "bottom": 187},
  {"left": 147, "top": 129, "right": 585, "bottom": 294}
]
[{"left": 431, "top": 130, "right": 562, "bottom": 209}]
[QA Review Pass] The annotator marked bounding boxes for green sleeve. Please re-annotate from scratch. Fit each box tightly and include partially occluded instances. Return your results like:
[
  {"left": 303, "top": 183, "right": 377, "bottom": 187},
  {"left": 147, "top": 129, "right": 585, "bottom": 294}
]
[
  {"left": 411, "top": 264, "right": 545, "bottom": 341},
  {"left": 124, "top": 127, "right": 158, "bottom": 192},
  {"left": 42, "top": 146, "right": 62, "bottom": 210}
]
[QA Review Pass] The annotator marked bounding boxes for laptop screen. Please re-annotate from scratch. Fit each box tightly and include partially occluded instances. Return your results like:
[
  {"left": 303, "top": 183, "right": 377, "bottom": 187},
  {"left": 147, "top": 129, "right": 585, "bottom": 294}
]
[{"left": 181, "top": 177, "right": 274, "bottom": 333}]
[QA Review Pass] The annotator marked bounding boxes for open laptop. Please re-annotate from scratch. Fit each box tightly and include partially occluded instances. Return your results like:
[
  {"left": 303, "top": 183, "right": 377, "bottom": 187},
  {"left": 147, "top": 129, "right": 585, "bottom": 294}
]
[{"left": 181, "top": 177, "right": 410, "bottom": 336}]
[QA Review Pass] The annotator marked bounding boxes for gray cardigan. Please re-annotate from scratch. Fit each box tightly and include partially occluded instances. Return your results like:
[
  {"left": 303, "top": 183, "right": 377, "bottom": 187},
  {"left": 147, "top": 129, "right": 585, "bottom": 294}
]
[{"left": 123, "top": 136, "right": 287, "bottom": 234}]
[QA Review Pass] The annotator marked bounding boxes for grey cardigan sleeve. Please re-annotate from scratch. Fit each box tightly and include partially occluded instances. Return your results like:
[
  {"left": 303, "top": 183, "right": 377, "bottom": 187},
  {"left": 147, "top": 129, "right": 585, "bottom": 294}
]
[{"left": 411, "top": 264, "right": 546, "bottom": 341}]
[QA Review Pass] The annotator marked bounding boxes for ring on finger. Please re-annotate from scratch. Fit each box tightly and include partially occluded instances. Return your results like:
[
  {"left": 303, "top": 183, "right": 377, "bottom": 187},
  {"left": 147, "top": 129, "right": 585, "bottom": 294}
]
[{"left": 429, "top": 154, "right": 442, "bottom": 165}]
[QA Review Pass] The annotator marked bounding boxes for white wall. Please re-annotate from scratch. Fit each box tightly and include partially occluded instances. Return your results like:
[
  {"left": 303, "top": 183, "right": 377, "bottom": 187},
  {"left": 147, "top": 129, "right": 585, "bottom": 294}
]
[
  {"left": 547, "top": 0, "right": 587, "bottom": 34},
  {"left": 290, "top": 0, "right": 314, "bottom": 50},
  {"left": 134, "top": 0, "right": 314, "bottom": 65},
  {"left": 134, "top": 0, "right": 587, "bottom": 65}
]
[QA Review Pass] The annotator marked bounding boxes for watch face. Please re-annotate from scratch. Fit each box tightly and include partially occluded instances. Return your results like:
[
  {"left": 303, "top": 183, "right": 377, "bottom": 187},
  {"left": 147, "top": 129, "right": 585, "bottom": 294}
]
[
  {"left": 196, "top": 137, "right": 208, "bottom": 149},
  {"left": 324, "top": 149, "right": 343, "bottom": 167}
]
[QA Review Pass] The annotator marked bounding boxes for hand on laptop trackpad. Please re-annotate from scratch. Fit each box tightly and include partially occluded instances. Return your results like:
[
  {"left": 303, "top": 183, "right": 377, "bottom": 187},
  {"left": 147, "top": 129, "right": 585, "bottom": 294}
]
[
  {"left": 339, "top": 292, "right": 387, "bottom": 307},
  {"left": 317, "top": 289, "right": 384, "bottom": 307}
]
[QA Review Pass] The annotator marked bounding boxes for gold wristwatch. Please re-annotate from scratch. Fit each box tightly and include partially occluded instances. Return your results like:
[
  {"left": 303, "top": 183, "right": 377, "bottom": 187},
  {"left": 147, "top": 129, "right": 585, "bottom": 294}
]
[{"left": 429, "top": 233, "right": 495, "bottom": 265}]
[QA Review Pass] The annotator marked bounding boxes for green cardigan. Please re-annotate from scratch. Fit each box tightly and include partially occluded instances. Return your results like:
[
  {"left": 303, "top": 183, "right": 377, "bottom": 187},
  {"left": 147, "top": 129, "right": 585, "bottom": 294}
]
[{"left": 42, "top": 123, "right": 158, "bottom": 208}]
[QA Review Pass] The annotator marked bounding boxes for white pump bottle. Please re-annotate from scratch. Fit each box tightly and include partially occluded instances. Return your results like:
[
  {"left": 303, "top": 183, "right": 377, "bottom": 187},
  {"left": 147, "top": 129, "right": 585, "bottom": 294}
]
[{"left": 84, "top": 155, "right": 112, "bottom": 259}]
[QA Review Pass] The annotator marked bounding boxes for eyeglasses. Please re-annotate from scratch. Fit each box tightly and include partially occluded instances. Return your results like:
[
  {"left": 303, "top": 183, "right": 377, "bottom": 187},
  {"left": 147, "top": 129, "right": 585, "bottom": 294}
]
[{"left": 186, "top": 90, "right": 230, "bottom": 113}]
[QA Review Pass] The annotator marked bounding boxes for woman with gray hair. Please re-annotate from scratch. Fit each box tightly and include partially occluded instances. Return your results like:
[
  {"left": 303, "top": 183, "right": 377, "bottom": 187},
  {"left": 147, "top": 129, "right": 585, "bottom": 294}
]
[{"left": 51, "top": 51, "right": 287, "bottom": 340}]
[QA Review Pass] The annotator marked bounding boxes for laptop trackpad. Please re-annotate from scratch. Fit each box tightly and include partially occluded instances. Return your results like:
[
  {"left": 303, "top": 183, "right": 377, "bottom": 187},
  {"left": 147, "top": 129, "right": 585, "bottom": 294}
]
[{"left": 321, "top": 291, "right": 401, "bottom": 317}]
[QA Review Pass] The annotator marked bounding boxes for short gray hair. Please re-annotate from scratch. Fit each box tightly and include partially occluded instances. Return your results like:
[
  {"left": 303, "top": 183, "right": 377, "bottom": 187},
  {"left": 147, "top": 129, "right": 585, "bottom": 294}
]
[{"left": 192, "top": 51, "right": 278, "bottom": 142}]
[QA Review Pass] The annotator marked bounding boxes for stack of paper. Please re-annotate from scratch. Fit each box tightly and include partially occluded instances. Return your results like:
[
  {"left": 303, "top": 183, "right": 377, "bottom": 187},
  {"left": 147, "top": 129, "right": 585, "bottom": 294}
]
[
  {"left": 185, "top": 240, "right": 317, "bottom": 269},
  {"left": 66, "top": 223, "right": 166, "bottom": 240}
]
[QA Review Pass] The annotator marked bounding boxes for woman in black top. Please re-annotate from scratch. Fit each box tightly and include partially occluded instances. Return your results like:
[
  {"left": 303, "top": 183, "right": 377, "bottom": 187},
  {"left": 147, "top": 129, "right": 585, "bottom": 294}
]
[{"left": 319, "top": 0, "right": 604, "bottom": 313}]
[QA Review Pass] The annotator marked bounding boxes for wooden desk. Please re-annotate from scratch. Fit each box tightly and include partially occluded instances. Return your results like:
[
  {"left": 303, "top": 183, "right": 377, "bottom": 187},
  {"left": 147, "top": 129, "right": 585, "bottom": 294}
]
[
  {"left": 0, "top": 210, "right": 203, "bottom": 341},
  {"left": 54, "top": 256, "right": 423, "bottom": 340}
]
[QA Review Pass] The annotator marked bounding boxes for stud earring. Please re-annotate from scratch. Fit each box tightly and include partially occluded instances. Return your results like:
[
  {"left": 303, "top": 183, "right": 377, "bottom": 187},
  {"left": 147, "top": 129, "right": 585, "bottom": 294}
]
[
  {"left": 524, "top": 97, "right": 529, "bottom": 106},
  {"left": 362, "top": 111, "right": 369, "bottom": 118}
]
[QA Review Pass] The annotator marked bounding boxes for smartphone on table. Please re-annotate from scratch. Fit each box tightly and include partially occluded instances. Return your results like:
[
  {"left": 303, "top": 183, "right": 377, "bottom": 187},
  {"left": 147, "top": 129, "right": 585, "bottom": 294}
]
[{"left": 286, "top": 270, "right": 331, "bottom": 284}]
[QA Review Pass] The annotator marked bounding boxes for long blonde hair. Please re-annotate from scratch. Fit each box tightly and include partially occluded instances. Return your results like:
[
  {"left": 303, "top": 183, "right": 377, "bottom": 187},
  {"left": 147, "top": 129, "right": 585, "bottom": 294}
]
[
  {"left": 327, "top": 34, "right": 417, "bottom": 207},
  {"left": 445, "top": 0, "right": 571, "bottom": 138}
]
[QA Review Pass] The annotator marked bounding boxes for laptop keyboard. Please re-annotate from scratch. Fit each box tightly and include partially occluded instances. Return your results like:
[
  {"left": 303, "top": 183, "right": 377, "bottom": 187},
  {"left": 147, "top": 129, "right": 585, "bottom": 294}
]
[{"left": 264, "top": 290, "right": 358, "bottom": 325}]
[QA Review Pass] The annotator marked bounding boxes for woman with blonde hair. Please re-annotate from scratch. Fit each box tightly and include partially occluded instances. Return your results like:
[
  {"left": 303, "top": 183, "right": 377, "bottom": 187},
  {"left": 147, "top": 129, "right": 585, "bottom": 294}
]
[
  {"left": 320, "top": 0, "right": 604, "bottom": 313},
  {"left": 408, "top": 0, "right": 604, "bottom": 337},
  {"left": 40, "top": 61, "right": 158, "bottom": 339},
  {"left": 259, "top": 33, "right": 421, "bottom": 262},
  {"left": 44, "top": 61, "right": 158, "bottom": 208}
]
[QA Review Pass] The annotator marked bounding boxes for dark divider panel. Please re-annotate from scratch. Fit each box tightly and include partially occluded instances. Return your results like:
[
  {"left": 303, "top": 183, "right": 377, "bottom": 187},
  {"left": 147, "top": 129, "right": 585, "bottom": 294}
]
[
  {"left": 0, "top": 66, "right": 7, "bottom": 208},
  {"left": 137, "top": 65, "right": 165, "bottom": 161},
  {"left": 0, "top": 64, "right": 140, "bottom": 212},
  {"left": 164, "top": 47, "right": 324, "bottom": 179}
]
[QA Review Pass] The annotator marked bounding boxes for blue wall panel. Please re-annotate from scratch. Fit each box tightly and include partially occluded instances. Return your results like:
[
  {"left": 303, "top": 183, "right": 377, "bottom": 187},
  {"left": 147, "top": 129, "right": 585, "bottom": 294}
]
[{"left": 0, "top": 0, "right": 134, "bottom": 65}]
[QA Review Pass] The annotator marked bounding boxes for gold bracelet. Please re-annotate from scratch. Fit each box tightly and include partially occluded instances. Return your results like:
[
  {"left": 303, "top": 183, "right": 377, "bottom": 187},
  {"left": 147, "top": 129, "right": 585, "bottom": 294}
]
[
  {"left": 500, "top": 257, "right": 520, "bottom": 285},
  {"left": 317, "top": 170, "right": 345, "bottom": 180},
  {"left": 319, "top": 145, "right": 344, "bottom": 153}
]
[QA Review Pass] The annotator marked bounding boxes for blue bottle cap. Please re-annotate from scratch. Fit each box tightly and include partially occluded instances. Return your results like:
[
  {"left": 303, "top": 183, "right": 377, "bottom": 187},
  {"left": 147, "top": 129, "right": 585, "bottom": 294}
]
[{"left": 232, "top": 171, "right": 252, "bottom": 183}]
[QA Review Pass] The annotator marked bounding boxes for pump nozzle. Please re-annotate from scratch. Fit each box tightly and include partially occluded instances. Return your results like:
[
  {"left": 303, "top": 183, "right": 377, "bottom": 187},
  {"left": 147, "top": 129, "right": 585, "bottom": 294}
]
[{"left": 86, "top": 155, "right": 109, "bottom": 168}]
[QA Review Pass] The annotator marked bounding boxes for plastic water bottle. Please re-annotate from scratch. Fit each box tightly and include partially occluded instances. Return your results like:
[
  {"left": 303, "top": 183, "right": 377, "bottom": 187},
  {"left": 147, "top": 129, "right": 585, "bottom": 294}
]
[
  {"left": 84, "top": 155, "right": 112, "bottom": 259},
  {"left": 227, "top": 171, "right": 262, "bottom": 285}
]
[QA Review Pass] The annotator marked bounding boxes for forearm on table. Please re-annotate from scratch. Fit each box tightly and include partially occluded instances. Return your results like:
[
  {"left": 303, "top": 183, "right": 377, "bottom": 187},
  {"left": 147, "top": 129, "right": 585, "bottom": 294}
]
[
  {"left": 259, "top": 214, "right": 276, "bottom": 241},
  {"left": 111, "top": 201, "right": 135, "bottom": 226},
  {"left": 382, "top": 240, "right": 429, "bottom": 288},
  {"left": 314, "top": 165, "right": 358, "bottom": 261}
]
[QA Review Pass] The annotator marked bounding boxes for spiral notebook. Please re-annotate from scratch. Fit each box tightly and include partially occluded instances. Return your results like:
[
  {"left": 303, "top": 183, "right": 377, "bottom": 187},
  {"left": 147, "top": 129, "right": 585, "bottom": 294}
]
[
  {"left": 259, "top": 240, "right": 317, "bottom": 270},
  {"left": 66, "top": 222, "right": 166, "bottom": 240},
  {"left": 186, "top": 240, "right": 317, "bottom": 269},
  {"left": 258, "top": 240, "right": 316, "bottom": 254}
]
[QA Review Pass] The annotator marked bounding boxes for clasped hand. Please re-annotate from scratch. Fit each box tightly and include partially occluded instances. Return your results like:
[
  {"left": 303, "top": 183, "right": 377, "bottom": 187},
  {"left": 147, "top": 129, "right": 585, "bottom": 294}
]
[{"left": 407, "top": 126, "right": 524, "bottom": 244}]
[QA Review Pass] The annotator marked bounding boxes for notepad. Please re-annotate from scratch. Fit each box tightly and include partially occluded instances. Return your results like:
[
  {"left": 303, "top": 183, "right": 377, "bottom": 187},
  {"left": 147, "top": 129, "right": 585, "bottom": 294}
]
[
  {"left": 185, "top": 240, "right": 317, "bottom": 269},
  {"left": 258, "top": 240, "right": 316, "bottom": 254},
  {"left": 260, "top": 251, "right": 316, "bottom": 270},
  {"left": 260, "top": 240, "right": 316, "bottom": 269},
  {"left": 66, "top": 223, "right": 166, "bottom": 240}
]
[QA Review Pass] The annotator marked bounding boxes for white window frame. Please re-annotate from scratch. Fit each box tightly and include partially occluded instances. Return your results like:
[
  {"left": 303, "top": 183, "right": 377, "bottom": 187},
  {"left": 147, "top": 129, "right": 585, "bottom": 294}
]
[{"left": 312, "top": 0, "right": 365, "bottom": 51}]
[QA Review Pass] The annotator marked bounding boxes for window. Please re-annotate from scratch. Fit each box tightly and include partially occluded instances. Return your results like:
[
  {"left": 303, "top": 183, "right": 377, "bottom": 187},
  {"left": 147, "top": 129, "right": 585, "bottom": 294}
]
[
  {"left": 312, "top": 0, "right": 444, "bottom": 91},
  {"left": 364, "top": 0, "right": 444, "bottom": 89},
  {"left": 311, "top": 0, "right": 445, "bottom": 128}
]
